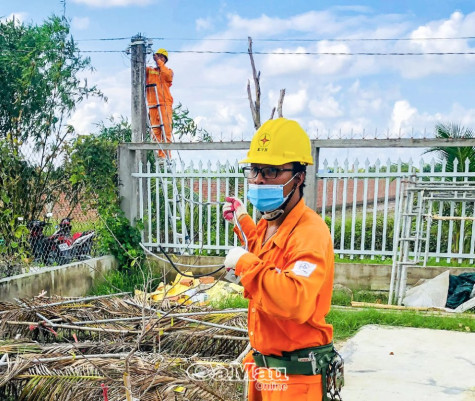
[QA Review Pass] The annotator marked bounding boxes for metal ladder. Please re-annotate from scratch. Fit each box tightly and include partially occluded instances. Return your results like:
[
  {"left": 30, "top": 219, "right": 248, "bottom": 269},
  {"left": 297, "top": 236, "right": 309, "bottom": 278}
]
[
  {"left": 390, "top": 178, "right": 430, "bottom": 305},
  {"left": 145, "top": 83, "right": 190, "bottom": 253},
  {"left": 388, "top": 179, "right": 475, "bottom": 305}
]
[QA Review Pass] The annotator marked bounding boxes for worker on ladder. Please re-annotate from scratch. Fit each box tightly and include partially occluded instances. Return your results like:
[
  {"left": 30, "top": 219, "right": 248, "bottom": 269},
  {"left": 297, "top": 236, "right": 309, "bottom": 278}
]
[{"left": 146, "top": 48, "right": 174, "bottom": 159}]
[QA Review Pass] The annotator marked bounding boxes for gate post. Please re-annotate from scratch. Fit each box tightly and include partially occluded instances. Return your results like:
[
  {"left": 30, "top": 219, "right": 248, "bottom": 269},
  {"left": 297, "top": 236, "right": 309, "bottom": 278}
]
[
  {"left": 305, "top": 143, "right": 320, "bottom": 212},
  {"left": 118, "top": 144, "right": 137, "bottom": 223}
]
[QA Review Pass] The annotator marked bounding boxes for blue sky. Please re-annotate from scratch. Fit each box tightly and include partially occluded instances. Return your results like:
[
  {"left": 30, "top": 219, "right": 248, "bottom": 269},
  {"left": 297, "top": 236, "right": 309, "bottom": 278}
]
[{"left": 1, "top": 0, "right": 475, "bottom": 163}]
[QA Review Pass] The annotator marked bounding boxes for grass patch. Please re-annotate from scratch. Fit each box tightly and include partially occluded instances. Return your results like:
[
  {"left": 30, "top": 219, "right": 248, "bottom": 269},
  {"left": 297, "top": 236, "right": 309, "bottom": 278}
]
[
  {"left": 332, "top": 289, "right": 388, "bottom": 306},
  {"left": 335, "top": 255, "right": 393, "bottom": 265},
  {"left": 335, "top": 255, "right": 475, "bottom": 268},
  {"left": 330, "top": 289, "right": 474, "bottom": 341},
  {"left": 209, "top": 288, "right": 474, "bottom": 343},
  {"left": 208, "top": 295, "right": 249, "bottom": 309},
  {"left": 89, "top": 268, "right": 162, "bottom": 295},
  {"left": 328, "top": 307, "right": 474, "bottom": 342}
]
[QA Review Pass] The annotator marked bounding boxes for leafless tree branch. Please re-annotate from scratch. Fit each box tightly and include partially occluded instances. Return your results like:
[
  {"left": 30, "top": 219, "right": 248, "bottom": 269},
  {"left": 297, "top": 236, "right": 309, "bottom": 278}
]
[
  {"left": 277, "top": 89, "right": 286, "bottom": 118},
  {"left": 247, "top": 37, "right": 261, "bottom": 129}
]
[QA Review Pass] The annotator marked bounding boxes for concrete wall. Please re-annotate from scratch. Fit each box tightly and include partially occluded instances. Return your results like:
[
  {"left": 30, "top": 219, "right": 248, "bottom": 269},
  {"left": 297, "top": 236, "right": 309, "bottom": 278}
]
[
  {"left": 0, "top": 256, "right": 117, "bottom": 301},
  {"left": 333, "top": 263, "right": 474, "bottom": 291},
  {"left": 1, "top": 254, "right": 471, "bottom": 301},
  {"left": 147, "top": 255, "right": 474, "bottom": 291}
]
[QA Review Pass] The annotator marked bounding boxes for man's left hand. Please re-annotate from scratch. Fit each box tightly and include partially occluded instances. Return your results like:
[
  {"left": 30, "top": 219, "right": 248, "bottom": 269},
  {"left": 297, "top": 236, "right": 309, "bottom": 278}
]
[{"left": 224, "top": 247, "right": 248, "bottom": 272}]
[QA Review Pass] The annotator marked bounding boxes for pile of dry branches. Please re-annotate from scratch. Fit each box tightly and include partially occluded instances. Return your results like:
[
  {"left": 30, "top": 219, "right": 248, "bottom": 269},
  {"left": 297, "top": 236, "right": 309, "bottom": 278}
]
[{"left": 0, "top": 293, "right": 249, "bottom": 400}]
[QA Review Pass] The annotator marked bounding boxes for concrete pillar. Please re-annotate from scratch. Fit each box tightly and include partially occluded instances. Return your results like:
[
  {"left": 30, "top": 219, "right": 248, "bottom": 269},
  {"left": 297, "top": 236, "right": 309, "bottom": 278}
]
[
  {"left": 119, "top": 35, "right": 148, "bottom": 224},
  {"left": 118, "top": 144, "right": 136, "bottom": 223},
  {"left": 130, "top": 34, "right": 148, "bottom": 142},
  {"left": 305, "top": 145, "right": 320, "bottom": 211}
]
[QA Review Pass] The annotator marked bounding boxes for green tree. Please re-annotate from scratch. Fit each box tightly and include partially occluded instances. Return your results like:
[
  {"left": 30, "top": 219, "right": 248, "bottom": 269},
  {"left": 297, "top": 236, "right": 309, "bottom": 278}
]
[
  {"left": 0, "top": 15, "right": 103, "bottom": 221},
  {"left": 424, "top": 123, "right": 475, "bottom": 254},
  {"left": 0, "top": 140, "right": 29, "bottom": 275},
  {"left": 63, "top": 109, "right": 210, "bottom": 269},
  {"left": 172, "top": 103, "right": 212, "bottom": 142},
  {"left": 424, "top": 123, "right": 475, "bottom": 172},
  {"left": 64, "top": 117, "right": 143, "bottom": 270}
]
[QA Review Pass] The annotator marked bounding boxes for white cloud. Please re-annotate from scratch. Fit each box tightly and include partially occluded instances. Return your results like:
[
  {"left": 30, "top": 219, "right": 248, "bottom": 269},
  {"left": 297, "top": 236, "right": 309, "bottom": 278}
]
[
  {"left": 196, "top": 17, "right": 213, "bottom": 32},
  {"left": 387, "top": 100, "right": 475, "bottom": 138},
  {"left": 308, "top": 96, "right": 343, "bottom": 119},
  {"left": 330, "top": 5, "right": 373, "bottom": 14},
  {"left": 68, "top": 68, "right": 130, "bottom": 135},
  {"left": 271, "top": 88, "right": 307, "bottom": 116},
  {"left": 308, "top": 84, "right": 343, "bottom": 119},
  {"left": 226, "top": 10, "right": 343, "bottom": 37},
  {"left": 394, "top": 11, "right": 475, "bottom": 78},
  {"left": 71, "top": 16, "right": 90, "bottom": 30},
  {"left": 1, "top": 12, "right": 28, "bottom": 24},
  {"left": 66, "top": 6, "right": 475, "bottom": 154},
  {"left": 390, "top": 100, "right": 418, "bottom": 134},
  {"left": 71, "top": 0, "right": 152, "bottom": 7}
]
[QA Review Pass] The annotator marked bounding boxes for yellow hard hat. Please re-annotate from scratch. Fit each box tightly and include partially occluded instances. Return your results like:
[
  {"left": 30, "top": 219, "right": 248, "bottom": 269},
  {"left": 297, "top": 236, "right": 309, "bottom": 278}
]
[
  {"left": 155, "top": 48, "right": 169, "bottom": 60},
  {"left": 240, "top": 118, "right": 314, "bottom": 165}
]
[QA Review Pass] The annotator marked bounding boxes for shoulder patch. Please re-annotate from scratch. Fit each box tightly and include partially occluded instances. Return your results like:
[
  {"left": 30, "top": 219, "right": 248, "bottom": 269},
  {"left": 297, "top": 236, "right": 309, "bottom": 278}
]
[{"left": 291, "top": 261, "right": 316, "bottom": 277}]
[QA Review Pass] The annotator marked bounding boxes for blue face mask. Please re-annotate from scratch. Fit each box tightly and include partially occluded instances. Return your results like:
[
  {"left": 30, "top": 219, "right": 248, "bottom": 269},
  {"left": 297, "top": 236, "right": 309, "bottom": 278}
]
[{"left": 247, "top": 175, "right": 297, "bottom": 212}]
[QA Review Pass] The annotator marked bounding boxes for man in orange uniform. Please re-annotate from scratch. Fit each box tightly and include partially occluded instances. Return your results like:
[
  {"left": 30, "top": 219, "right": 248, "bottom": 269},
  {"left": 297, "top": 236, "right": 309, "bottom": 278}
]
[
  {"left": 223, "top": 118, "right": 339, "bottom": 400},
  {"left": 146, "top": 48, "right": 173, "bottom": 158}
]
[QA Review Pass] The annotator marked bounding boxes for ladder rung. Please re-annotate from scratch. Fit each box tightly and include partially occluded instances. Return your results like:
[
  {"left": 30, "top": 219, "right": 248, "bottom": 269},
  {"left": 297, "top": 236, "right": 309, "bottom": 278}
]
[
  {"left": 151, "top": 124, "right": 164, "bottom": 128},
  {"left": 146, "top": 84, "right": 157, "bottom": 88},
  {"left": 148, "top": 105, "right": 161, "bottom": 110}
]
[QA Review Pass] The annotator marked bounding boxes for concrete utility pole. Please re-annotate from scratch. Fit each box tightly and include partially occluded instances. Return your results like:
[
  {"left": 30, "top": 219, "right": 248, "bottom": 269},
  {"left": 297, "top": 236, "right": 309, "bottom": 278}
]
[
  {"left": 130, "top": 34, "right": 148, "bottom": 142},
  {"left": 119, "top": 35, "right": 149, "bottom": 224}
]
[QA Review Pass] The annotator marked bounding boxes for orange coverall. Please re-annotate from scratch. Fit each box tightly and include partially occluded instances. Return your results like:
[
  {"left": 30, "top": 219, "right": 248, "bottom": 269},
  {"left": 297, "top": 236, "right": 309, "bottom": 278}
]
[
  {"left": 146, "top": 59, "right": 174, "bottom": 158},
  {"left": 234, "top": 198, "right": 334, "bottom": 400}
]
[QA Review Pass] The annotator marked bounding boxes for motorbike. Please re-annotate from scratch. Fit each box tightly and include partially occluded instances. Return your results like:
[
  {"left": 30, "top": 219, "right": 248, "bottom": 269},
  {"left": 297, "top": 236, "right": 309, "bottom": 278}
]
[
  {"left": 27, "top": 217, "right": 54, "bottom": 265},
  {"left": 27, "top": 216, "right": 95, "bottom": 265}
]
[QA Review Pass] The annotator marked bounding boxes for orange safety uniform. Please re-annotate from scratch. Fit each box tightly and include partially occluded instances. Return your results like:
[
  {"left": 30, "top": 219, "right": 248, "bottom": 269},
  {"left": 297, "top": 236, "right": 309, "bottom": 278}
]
[
  {"left": 146, "top": 58, "right": 174, "bottom": 158},
  {"left": 234, "top": 198, "right": 334, "bottom": 401}
]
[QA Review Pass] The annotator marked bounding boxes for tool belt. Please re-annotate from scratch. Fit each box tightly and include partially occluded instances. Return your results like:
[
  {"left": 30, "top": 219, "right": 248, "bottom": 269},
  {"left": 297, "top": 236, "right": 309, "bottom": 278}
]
[{"left": 252, "top": 342, "right": 344, "bottom": 401}]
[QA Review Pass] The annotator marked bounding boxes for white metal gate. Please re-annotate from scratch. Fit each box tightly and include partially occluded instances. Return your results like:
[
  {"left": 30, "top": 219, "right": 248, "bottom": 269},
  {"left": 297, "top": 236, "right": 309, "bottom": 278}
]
[{"left": 133, "top": 156, "right": 475, "bottom": 262}]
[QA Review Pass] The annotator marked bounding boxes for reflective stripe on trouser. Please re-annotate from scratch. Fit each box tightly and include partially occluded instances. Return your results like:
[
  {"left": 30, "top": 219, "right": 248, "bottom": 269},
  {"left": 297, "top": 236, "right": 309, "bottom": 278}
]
[{"left": 149, "top": 105, "right": 172, "bottom": 158}]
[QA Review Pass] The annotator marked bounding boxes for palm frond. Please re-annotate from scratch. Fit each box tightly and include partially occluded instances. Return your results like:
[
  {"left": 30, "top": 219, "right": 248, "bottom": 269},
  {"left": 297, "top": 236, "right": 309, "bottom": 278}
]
[
  {"left": 0, "top": 294, "right": 248, "bottom": 400},
  {"left": 424, "top": 122, "right": 475, "bottom": 173}
]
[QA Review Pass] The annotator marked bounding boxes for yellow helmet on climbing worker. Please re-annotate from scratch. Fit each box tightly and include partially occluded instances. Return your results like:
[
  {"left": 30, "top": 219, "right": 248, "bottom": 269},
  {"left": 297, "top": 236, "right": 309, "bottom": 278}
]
[
  {"left": 240, "top": 118, "right": 314, "bottom": 166},
  {"left": 155, "top": 48, "right": 169, "bottom": 62}
]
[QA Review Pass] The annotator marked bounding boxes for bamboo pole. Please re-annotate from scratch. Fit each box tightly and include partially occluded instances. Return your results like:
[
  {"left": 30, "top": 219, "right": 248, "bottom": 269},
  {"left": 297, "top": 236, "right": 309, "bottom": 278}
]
[
  {"left": 0, "top": 353, "right": 129, "bottom": 367},
  {"left": 75, "top": 308, "right": 248, "bottom": 325},
  {"left": 13, "top": 298, "right": 55, "bottom": 326},
  {"left": 176, "top": 316, "right": 248, "bottom": 333},
  {"left": 351, "top": 301, "right": 438, "bottom": 311},
  {"left": 5, "top": 321, "right": 141, "bottom": 334},
  {"left": 334, "top": 304, "right": 475, "bottom": 319},
  {"left": 431, "top": 215, "right": 475, "bottom": 221},
  {"left": 0, "top": 292, "right": 131, "bottom": 315},
  {"left": 124, "top": 299, "right": 248, "bottom": 333}
]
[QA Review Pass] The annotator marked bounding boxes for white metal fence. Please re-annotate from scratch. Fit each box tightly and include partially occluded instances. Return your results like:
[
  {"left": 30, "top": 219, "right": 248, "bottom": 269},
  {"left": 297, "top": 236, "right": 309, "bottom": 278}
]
[{"left": 134, "top": 156, "right": 475, "bottom": 264}]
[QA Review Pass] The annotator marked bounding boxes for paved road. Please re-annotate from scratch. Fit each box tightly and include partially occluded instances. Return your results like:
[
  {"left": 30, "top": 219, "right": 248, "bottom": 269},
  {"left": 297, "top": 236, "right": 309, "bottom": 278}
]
[{"left": 339, "top": 325, "right": 475, "bottom": 401}]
